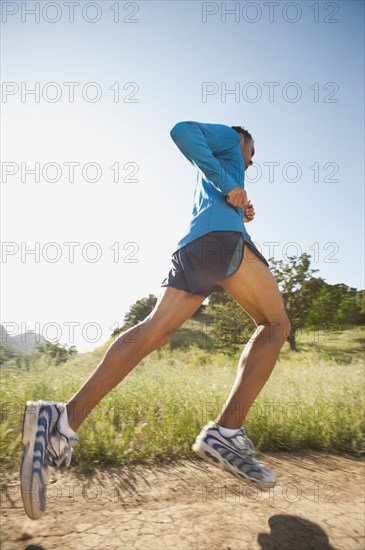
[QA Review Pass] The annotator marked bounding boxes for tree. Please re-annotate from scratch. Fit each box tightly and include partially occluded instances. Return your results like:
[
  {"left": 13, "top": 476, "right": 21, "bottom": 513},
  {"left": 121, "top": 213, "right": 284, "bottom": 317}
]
[
  {"left": 334, "top": 290, "right": 363, "bottom": 326},
  {"left": 112, "top": 294, "right": 158, "bottom": 337},
  {"left": 306, "top": 283, "right": 363, "bottom": 329},
  {"left": 305, "top": 283, "right": 338, "bottom": 328},
  {"left": 207, "top": 295, "right": 254, "bottom": 355},
  {"left": 356, "top": 290, "right": 365, "bottom": 324},
  {"left": 208, "top": 289, "right": 231, "bottom": 306},
  {"left": 124, "top": 294, "right": 158, "bottom": 325},
  {"left": 0, "top": 343, "right": 25, "bottom": 367},
  {"left": 33, "top": 341, "right": 77, "bottom": 365},
  {"left": 191, "top": 303, "right": 207, "bottom": 319},
  {"left": 270, "top": 253, "right": 324, "bottom": 351}
]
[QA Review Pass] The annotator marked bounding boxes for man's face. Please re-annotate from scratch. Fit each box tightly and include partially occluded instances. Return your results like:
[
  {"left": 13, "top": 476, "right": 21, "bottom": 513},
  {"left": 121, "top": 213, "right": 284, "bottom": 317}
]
[{"left": 239, "top": 134, "right": 255, "bottom": 170}]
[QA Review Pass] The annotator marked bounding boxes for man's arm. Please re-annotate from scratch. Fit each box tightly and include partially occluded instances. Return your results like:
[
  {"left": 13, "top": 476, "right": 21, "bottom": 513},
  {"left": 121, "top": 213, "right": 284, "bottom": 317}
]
[{"left": 170, "top": 121, "right": 239, "bottom": 196}]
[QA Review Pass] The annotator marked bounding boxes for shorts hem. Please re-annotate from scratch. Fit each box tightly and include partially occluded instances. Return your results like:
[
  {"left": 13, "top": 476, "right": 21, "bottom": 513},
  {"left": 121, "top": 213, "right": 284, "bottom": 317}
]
[{"left": 161, "top": 282, "right": 210, "bottom": 297}]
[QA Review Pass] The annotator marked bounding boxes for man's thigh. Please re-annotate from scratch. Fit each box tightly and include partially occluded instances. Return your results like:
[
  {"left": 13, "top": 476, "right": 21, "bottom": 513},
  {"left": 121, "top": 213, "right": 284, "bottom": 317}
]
[
  {"left": 147, "top": 286, "right": 205, "bottom": 333},
  {"left": 219, "top": 245, "right": 287, "bottom": 326}
]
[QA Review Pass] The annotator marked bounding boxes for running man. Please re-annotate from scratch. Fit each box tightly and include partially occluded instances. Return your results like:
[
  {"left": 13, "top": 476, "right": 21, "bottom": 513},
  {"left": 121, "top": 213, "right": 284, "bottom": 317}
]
[{"left": 21, "top": 121, "right": 291, "bottom": 519}]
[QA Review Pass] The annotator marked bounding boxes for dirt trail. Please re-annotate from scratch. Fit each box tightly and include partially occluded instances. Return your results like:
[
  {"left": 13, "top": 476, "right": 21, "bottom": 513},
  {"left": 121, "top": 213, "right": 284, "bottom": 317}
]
[{"left": 1, "top": 452, "right": 364, "bottom": 550}]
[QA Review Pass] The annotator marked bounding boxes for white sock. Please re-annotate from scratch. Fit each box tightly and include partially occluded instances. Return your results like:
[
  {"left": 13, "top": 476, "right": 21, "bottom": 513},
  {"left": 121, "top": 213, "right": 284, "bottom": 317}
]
[
  {"left": 58, "top": 405, "right": 76, "bottom": 438},
  {"left": 217, "top": 424, "right": 242, "bottom": 438}
]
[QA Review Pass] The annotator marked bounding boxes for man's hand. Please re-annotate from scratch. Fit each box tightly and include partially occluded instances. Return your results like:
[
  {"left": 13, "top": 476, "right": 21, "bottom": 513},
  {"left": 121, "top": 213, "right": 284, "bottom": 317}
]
[
  {"left": 226, "top": 186, "right": 248, "bottom": 209},
  {"left": 226, "top": 187, "right": 255, "bottom": 222},
  {"left": 243, "top": 200, "right": 255, "bottom": 223}
]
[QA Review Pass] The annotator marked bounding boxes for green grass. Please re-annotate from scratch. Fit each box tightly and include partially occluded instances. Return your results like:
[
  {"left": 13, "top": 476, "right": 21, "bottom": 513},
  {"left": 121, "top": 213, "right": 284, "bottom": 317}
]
[{"left": 1, "top": 326, "right": 364, "bottom": 471}]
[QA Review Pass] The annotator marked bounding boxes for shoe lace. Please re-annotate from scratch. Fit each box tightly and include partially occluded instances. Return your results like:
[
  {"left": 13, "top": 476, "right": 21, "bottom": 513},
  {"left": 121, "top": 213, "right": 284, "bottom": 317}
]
[
  {"left": 47, "top": 428, "right": 76, "bottom": 468},
  {"left": 232, "top": 429, "right": 256, "bottom": 456}
]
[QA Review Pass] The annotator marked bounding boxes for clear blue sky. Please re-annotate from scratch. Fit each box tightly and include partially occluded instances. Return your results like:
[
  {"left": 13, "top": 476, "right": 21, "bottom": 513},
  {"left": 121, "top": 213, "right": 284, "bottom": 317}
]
[{"left": 1, "top": 0, "right": 364, "bottom": 352}]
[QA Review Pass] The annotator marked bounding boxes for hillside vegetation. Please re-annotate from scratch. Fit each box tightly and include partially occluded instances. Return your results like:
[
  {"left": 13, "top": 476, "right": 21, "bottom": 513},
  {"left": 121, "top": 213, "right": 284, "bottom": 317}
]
[{"left": 1, "top": 326, "right": 364, "bottom": 471}]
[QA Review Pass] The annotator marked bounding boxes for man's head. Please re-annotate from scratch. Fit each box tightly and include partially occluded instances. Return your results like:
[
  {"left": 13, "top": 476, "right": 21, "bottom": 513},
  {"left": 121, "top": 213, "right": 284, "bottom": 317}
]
[{"left": 231, "top": 126, "right": 255, "bottom": 170}]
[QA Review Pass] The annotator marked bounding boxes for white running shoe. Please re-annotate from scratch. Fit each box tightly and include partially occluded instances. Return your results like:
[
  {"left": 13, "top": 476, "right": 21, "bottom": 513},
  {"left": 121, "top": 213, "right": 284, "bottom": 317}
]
[
  {"left": 20, "top": 400, "right": 79, "bottom": 519},
  {"left": 192, "top": 420, "right": 276, "bottom": 489}
]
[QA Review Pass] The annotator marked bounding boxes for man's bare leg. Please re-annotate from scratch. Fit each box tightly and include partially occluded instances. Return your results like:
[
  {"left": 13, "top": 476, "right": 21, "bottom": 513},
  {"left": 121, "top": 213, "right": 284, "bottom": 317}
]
[
  {"left": 216, "top": 246, "right": 291, "bottom": 429},
  {"left": 67, "top": 287, "right": 204, "bottom": 431}
]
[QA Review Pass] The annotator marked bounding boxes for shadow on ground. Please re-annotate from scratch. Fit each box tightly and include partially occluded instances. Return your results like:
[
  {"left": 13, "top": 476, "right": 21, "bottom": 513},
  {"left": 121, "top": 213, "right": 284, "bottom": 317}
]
[{"left": 258, "top": 515, "right": 335, "bottom": 550}]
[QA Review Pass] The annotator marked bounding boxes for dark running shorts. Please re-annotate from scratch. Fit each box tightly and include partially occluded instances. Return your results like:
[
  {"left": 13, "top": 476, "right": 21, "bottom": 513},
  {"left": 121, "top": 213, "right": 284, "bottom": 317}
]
[{"left": 161, "top": 231, "right": 269, "bottom": 298}]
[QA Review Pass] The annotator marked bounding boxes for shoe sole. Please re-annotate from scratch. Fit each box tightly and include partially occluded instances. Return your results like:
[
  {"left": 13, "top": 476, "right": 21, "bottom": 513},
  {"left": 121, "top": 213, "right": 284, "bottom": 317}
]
[
  {"left": 20, "top": 401, "right": 52, "bottom": 519},
  {"left": 192, "top": 439, "right": 276, "bottom": 490}
]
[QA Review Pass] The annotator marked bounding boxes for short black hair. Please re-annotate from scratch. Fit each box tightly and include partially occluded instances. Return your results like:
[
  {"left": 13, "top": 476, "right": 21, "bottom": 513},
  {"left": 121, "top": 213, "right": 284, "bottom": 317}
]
[{"left": 231, "top": 126, "right": 254, "bottom": 143}]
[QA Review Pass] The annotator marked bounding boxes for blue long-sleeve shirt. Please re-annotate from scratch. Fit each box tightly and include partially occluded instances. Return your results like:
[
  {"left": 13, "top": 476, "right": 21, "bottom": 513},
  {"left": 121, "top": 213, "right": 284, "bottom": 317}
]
[{"left": 170, "top": 120, "right": 250, "bottom": 252}]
